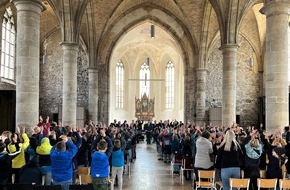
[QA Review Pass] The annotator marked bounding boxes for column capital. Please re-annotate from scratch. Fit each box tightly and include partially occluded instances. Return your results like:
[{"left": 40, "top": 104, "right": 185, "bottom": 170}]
[
  {"left": 88, "top": 67, "right": 98, "bottom": 74},
  {"left": 195, "top": 68, "right": 208, "bottom": 80},
  {"left": 260, "top": 0, "right": 290, "bottom": 16},
  {"left": 12, "top": 0, "right": 46, "bottom": 13},
  {"left": 195, "top": 68, "right": 208, "bottom": 73},
  {"left": 60, "top": 42, "right": 79, "bottom": 51},
  {"left": 88, "top": 66, "right": 97, "bottom": 71}
]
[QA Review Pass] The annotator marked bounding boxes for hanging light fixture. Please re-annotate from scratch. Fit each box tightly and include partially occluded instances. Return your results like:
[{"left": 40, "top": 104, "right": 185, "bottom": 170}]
[{"left": 147, "top": 57, "right": 150, "bottom": 66}]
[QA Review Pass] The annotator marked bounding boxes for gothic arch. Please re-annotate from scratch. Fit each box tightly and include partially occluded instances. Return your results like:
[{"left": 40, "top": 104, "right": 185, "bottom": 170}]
[
  {"left": 97, "top": 4, "right": 197, "bottom": 122},
  {"left": 97, "top": 3, "right": 197, "bottom": 65}
]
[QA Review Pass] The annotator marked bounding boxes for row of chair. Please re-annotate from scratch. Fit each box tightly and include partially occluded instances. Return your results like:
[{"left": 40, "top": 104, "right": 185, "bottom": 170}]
[
  {"left": 228, "top": 178, "right": 290, "bottom": 190},
  {"left": 194, "top": 169, "right": 290, "bottom": 190},
  {"left": 170, "top": 151, "right": 289, "bottom": 187},
  {"left": 169, "top": 153, "right": 194, "bottom": 185}
]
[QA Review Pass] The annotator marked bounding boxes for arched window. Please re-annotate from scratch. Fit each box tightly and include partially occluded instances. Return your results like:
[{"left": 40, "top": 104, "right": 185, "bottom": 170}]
[
  {"left": 140, "top": 62, "right": 150, "bottom": 97},
  {"left": 116, "top": 60, "right": 124, "bottom": 108},
  {"left": 1, "top": 7, "right": 15, "bottom": 81},
  {"left": 166, "top": 61, "right": 174, "bottom": 109}
]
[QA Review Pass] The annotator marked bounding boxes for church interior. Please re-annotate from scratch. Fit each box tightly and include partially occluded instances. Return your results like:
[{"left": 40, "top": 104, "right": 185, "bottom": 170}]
[{"left": 0, "top": 0, "right": 290, "bottom": 133}]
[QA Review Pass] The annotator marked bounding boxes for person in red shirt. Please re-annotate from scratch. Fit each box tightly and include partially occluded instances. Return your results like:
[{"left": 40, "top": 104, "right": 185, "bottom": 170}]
[{"left": 37, "top": 116, "right": 51, "bottom": 137}]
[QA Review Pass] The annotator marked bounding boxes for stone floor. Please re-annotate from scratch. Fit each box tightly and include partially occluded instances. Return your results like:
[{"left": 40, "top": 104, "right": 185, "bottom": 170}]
[{"left": 121, "top": 142, "right": 193, "bottom": 190}]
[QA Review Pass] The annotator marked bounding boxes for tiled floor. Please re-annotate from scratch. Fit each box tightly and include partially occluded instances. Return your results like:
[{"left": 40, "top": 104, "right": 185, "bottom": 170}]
[{"left": 122, "top": 142, "right": 193, "bottom": 190}]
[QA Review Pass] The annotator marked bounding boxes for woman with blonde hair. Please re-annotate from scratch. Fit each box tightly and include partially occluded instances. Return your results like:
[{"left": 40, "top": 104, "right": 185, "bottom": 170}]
[{"left": 216, "top": 129, "right": 243, "bottom": 190}]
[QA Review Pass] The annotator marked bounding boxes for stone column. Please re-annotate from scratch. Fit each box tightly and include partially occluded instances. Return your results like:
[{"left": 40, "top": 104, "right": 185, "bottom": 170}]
[
  {"left": 221, "top": 44, "right": 238, "bottom": 127},
  {"left": 261, "top": 1, "right": 290, "bottom": 132},
  {"left": 61, "top": 43, "right": 79, "bottom": 126},
  {"left": 12, "top": 0, "right": 45, "bottom": 128},
  {"left": 88, "top": 67, "right": 98, "bottom": 123},
  {"left": 195, "top": 68, "right": 207, "bottom": 126}
]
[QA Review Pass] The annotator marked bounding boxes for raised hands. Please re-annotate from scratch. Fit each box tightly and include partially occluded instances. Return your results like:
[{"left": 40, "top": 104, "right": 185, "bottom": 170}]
[
  {"left": 39, "top": 115, "right": 43, "bottom": 122},
  {"left": 46, "top": 116, "right": 50, "bottom": 123},
  {"left": 59, "top": 135, "right": 68, "bottom": 143}
]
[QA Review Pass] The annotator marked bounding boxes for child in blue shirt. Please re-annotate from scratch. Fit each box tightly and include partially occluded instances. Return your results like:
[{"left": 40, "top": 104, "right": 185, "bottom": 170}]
[
  {"left": 91, "top": 139, "right": 109, "bottom": 190},
  {"left": 111, "top": 139, "right": 124, "bottom": 190},
  {"left": 50, "top": 135, "right": 78, "bottom": 190}
]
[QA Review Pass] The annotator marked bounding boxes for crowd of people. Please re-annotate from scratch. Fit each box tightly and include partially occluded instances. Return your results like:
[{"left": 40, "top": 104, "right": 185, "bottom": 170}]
[
  {"left": 0, "top": 116, "right": 138, "bottom": 190},
  {"left": 1, "top": 116, "right": 290, "bottom": 190},
  {"left": 156, "top": 121, "right": 290, "bottom": 190}
]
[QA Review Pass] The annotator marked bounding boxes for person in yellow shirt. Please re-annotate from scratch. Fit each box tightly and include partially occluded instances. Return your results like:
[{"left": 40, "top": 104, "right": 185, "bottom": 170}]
[
  {"left": 7, "top": 126, "right": 30, "bottom": 183},
  {"left": 36, "top": 137, "right": 52, "bottom": 185}
]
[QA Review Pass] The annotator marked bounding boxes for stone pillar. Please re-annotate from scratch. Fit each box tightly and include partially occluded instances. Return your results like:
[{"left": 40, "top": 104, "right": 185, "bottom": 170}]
[
  {"left": 221, "top": 44, "right": 238, "bottom": 127},
  {"left": 195, "top": 68, "right": 207, "bottom": 126},
  {"left": 61, "top": 43, "right": 79, "bottom": 126},
  {"left": 261, "top": 0, "right": 290, "bottom": 132},
  {"left": 12, "top": 0, "right": 45, "bottom": 128},
  {"left": 88, "top": 67, "right": 98, "bottom": 123}
]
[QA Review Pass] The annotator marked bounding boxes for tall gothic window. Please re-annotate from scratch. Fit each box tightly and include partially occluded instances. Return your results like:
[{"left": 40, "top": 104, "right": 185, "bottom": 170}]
[
  {"left": 1, "top": 7, "right": 15, "bottom": 81},
  {"left": 140, "top": 62, "right": 150, "bottom": 97},
  {"left": 116, "top": 60, "right": 124, "bottom": 108},
  {"left": 166, "top": 61, "right": 174, "bottom": 109}
]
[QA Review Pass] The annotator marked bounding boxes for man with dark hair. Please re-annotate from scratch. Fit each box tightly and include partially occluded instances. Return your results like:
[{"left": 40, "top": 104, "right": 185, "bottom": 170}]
[
  {"left": 144, "top": 119, "right": 154, "bottom": 145},
  {"left": 50, "top": 135, "right": 77, "bottom": 190}
]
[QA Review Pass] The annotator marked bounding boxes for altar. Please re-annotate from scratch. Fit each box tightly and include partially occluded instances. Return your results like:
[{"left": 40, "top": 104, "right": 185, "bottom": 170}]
[{"left": 135, "top": 93, "right": 154, "bottom": 121}]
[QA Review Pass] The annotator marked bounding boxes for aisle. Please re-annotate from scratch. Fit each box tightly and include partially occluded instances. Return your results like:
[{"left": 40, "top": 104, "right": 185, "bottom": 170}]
[{"left": 122, "top": 143, "right": 193, "bottom": 190}]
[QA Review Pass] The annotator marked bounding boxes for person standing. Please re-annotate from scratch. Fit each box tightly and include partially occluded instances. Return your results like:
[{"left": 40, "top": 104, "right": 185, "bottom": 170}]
[
  {"left": 0, "top": 141, "right": 12, "bottom": 189},
  {"left": 110, "top": 139, "right": 124, "bottom": 190},
  {"left": 91, "top": 127, "right": 113, "bottom": 158},
  {"left": 91, "top": 140, "right": 109, "bottom": 190},
  {"left": 217, "top": 130, "right": 243, "bottom": 190},
  {"left": 144, "top": 119, "right": 153, "bottom": 145},
  {"left": 7, "top": 126, "right": 30, "bottom": 184},
  {"left": 244, "top": 133, "right": 263, "bottom": 190},
  {"left": 50, "top": 135, "right": 77, "bottom": 190},
  {"left": 194, "top": 130, "right": 214, "bottom": 178},
  {"left": 19, "top": 155, "right": 42, "bottom": 185},
  {"left": 36, "top": 137, "right": 53, "bottom": 185}
]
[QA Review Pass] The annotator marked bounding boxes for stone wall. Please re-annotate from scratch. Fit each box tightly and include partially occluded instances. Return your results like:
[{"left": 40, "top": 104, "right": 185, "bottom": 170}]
[
  {"left": 206, "top": 36, "right": 261, "bottom": 127},
  {"left": 39, "top": 30, "right": 89, "bottom": 121},
  {"left": 0, "top": 81, "right": 15, "bottom": 90},
  {"left": 236, "top": 36, "right": 260, "bottom": 126}
]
